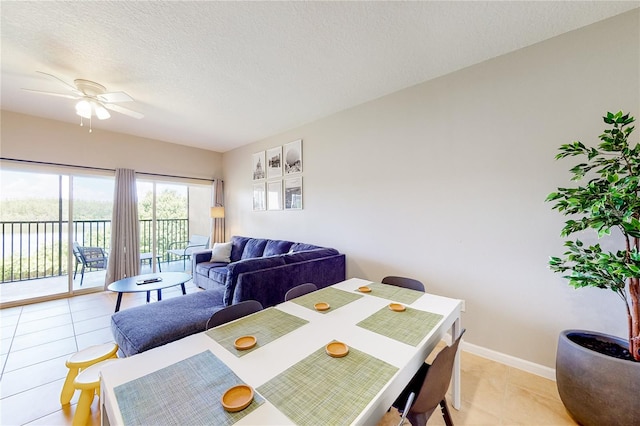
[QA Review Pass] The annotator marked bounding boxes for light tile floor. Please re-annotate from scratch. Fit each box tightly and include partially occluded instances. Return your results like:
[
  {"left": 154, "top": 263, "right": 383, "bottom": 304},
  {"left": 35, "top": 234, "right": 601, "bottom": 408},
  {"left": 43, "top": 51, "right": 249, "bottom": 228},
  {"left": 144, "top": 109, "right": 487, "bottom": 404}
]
[{"left": 1, "top": 285, "right": 578, "bottom": 426}]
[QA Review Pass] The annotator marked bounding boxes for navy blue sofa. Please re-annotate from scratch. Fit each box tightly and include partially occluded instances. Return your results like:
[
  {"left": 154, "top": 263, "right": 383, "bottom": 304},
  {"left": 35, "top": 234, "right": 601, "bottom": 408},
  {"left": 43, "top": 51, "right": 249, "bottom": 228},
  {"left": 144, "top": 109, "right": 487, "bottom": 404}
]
[
  {"left": 192, "top": 236, "right": 346, "bottom": 307},
  {"left": 111, "top": 236, "right": 345, "bottom": 356}
]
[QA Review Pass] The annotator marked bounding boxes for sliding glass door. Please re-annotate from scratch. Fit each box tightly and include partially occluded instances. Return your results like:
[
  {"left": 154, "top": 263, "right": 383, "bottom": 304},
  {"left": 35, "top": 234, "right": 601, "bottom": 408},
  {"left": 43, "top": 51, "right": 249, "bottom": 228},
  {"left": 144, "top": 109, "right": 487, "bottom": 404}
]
[
  {"left": 1, "top": 165, "right": 211, "bottom": 306},
  {"left": 0, "top": 169, "right": 114, "bottom": 305},
  {"left": 137, "top": 180, "right": 211, "bottom": 273}
]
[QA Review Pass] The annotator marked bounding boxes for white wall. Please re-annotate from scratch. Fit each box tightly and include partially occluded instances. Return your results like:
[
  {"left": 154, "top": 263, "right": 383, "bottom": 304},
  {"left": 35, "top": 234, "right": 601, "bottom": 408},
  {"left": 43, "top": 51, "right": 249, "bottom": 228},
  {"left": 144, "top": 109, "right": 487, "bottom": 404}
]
[
  {"left": 1, "top": 111, "right": 223, "bottom": 180},
  {"left": 223, "top": 10, "right": 640, "bottom": 368}
]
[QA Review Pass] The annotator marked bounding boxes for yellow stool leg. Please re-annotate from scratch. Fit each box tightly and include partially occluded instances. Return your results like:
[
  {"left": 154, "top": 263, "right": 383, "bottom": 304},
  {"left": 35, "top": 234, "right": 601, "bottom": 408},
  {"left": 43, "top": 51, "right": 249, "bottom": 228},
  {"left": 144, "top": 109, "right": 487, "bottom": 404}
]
[
  {"left": 73, "top": 388, "right": 95, "bottom": 426},
  {"left": 60, "top": 366, "right": 79, "bottom": 405}
]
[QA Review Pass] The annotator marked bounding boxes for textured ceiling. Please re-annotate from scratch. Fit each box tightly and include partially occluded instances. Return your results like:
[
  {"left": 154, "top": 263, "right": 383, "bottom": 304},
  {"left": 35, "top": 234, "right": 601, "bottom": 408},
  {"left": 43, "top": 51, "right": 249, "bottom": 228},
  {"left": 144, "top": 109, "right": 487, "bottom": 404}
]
[{"left": 1, "top": 1, "right": 638, "bottom": 152}]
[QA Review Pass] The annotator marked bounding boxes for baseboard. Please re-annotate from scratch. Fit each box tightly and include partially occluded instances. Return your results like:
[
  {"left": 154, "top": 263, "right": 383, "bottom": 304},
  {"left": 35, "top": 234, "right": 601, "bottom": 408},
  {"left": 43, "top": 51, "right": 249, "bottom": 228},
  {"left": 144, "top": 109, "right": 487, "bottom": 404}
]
[{"left": 442, "top": 333, "right": 556, "bottom": 381}]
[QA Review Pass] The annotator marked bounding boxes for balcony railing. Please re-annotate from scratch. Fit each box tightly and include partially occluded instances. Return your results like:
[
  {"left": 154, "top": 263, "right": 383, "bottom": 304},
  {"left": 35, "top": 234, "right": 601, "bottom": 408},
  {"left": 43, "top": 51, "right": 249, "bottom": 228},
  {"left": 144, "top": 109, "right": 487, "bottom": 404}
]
[{"left": 1, "top": 219, "right": 189, "bottom": 283}]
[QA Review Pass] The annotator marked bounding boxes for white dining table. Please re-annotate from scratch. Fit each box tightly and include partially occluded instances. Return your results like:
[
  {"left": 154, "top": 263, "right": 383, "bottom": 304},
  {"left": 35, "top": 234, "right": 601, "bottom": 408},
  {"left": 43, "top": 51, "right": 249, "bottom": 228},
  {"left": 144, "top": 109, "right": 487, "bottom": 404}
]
[{"left": 100, "top": 278, "right": 463, "bottom": 425}]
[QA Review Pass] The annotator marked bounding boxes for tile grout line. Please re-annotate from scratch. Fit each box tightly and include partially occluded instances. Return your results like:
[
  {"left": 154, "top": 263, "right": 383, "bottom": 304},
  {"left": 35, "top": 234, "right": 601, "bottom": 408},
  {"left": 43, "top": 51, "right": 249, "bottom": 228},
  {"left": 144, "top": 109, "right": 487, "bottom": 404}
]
[{"left": 0, "top": 306, "right": 24, "bottom": 380}]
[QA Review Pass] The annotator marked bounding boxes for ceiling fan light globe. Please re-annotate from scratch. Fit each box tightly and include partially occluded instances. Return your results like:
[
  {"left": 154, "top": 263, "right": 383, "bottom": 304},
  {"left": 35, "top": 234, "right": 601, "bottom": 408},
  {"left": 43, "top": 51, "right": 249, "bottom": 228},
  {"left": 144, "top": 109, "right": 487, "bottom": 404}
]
[
  {"left": 75, "top": 100, "right": 91, "bottom": 118},
  {"left": 94, "top": 103, "right": 111, "bottom": 120}
]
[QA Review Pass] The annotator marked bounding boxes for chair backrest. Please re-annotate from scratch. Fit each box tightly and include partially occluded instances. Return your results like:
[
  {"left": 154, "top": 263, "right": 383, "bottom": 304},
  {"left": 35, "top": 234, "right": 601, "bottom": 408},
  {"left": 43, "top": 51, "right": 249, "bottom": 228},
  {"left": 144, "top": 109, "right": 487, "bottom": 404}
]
[
  {"left": 410, "top": 329, "right": 466, "bottom": 415},
  {"left": 72, "top": 242, "right": 83, "bottom": 261},
  {"left": 284, "top": 283, "right": 318, "bottom": 301},
  {"left": 205, "top": 300, "right": 263, "bottom": 330},
  {"left": 189, "top": 235, "right": 210, "bottom": 247},
  {"left": 382, "top": 276, "right": 425, "bottom": 292}
]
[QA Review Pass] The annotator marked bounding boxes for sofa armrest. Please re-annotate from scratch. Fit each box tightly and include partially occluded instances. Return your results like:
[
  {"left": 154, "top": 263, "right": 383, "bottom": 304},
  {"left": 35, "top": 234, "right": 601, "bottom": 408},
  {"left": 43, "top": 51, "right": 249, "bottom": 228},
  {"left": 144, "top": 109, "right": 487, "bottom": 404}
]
[
  {"left": 193, "top": 250, "right": 213, "bottom": 264},
  {"left": 224, "top": 256, "right": 287, "bottom": 305}
]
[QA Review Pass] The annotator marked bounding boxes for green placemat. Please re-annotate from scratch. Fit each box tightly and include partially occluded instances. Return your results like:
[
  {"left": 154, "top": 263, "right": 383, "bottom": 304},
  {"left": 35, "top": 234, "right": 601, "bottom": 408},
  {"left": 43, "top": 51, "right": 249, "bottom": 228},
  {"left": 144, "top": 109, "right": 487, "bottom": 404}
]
[
  {"left": 355, "top": 282, "right": 424, "bottom": 305},
  {"left": 290, "top": 286, "right": 362, "bottom": 313},
  {"left": 205, "top": 307, "right": 308, "bottom": 356},
  {"left": 357, "top": 306, "right": 443, "bottom": 346},
  {"left": 114, "top": 351, "right": 264, "bottom": 426},
  {"left": 257, "top": 343, "right": 398, "bottom": 425}
]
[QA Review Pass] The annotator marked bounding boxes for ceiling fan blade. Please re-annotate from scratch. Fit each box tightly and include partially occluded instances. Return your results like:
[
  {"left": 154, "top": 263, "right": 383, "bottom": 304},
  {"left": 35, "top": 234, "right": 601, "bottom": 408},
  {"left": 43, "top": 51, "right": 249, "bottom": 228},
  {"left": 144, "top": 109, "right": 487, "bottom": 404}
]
[
  {"left": 36, "top": 71, "right": 82, "bottom": 95},
  {"left": 104, "top": 103, "right": 144, "bottom": 119},
  {"left": 97, "top": 91, "right": 134, "bottom": 103},
  {"left": 21, "top": 88, "right": 80, "bottom": 100}
]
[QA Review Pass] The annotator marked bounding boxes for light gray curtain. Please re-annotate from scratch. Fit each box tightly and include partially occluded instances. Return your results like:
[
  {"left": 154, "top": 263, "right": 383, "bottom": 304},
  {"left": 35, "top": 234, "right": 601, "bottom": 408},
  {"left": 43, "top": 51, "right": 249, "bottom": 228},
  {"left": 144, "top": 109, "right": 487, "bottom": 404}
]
[
  {"left": 105, "top": 168, "right": 140, "bottom": 287},
  {"left": 212, "top": 179, "right": 225, "bottom": 243}
]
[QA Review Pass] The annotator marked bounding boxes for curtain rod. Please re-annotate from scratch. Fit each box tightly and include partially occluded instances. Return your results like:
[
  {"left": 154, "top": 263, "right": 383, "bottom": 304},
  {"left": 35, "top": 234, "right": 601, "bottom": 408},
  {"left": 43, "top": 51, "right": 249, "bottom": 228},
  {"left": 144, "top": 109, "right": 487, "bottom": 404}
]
[{"left": 0, "top": 157, "right": 216, "bottom": 183}]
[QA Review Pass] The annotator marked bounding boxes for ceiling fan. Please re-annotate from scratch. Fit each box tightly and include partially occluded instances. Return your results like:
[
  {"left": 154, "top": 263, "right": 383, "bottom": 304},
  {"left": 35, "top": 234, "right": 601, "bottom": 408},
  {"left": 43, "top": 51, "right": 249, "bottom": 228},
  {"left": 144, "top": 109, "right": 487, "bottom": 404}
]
[{"left": 22, "top": 71, "right": 144, "bottom": 132}]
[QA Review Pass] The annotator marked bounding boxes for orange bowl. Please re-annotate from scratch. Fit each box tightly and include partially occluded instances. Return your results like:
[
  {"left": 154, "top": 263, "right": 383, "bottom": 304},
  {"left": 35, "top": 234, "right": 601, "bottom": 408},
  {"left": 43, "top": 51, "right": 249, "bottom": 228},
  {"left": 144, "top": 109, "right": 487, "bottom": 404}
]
[
  {"left": 221, "top": 384, "right": 254, "bottom": 412},
  {"left": 389, "top": 303, "right": 406, "bottom": 312},
  {"left": 326, "top": 341, "right": 349, "bottom": 358},
  {"left": 358, "top": 286, "right": 372, "bottom": 293},
  {"left": 314, "top": 302, "right": 330, "bottom": 311},
  {"left": 234, "top": 335, "right": 257, "bottom": 350}
]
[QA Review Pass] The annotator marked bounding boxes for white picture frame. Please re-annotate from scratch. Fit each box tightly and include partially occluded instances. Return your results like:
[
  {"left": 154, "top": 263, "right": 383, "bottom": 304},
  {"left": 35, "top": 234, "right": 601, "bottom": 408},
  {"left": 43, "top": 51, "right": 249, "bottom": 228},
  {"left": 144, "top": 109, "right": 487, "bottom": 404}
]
[
  {"left": 284, "top": 176, "right": 303, "bottom": 210},
  {"left": 253, "top": 183, "right": 266, "bottom": 211},
  {"left": 266, "top": 146, "right": 282, "bottom": 179},
  {"left": 267, "top": 180, "right": 282, "bottom": 210},
  {"left": 252, "top": 151, "right": 266, "bottom": 180},
  {"left": 284, "top": 139, "right": 303, "bottom": 175}
]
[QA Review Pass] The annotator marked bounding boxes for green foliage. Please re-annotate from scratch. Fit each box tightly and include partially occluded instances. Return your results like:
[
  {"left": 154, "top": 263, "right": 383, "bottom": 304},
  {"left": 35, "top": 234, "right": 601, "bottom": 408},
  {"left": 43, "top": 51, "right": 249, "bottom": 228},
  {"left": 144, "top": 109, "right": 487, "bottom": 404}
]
[
  {"left": 139, "top": 189, "right": 188, "bottom": 220},
  {"left": 0, "top": 199, "right": 112, "bottom": 221},
  {"left": 547, "top": 110, "right": 640, "bottom": 301}
]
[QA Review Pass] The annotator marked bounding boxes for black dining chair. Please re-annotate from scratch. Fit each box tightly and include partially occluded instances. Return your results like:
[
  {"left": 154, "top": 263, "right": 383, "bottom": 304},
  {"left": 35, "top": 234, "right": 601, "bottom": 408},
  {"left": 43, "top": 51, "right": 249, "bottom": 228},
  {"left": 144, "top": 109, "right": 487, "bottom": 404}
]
[
  {"left": 284, "top": 283, "right": 318, "bottom": 301},
  {"left": 205, "top": 300, "right": 263, "bottom": 330},
  {"left": 382, "top": 275, "right": 425, "bottom": 292},
  {"left": 393, "top": 329, "right": 466, "bottom": 426}
]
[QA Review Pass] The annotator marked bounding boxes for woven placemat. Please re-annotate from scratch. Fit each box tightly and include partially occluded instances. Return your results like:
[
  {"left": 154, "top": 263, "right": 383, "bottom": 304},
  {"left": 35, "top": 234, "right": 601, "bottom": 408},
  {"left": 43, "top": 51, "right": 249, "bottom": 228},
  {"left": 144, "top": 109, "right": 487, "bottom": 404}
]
[
  {"left": 114, "top": 351, "right": 264, "bottom": 426},
  {"left": 205, "top": 307, "right": 308, "bottom": 356},
  {"left": 289, "top": 286, "right": 363, "bottom": 313},
  {"left": 357, "top": 306, "right": 443, "bottom": 346},
  {"left": 354, "top": 282, "right": 424, "bottom": 305},
  {"left": 257, "top": 342, "right": 398, "bottom": 425}
]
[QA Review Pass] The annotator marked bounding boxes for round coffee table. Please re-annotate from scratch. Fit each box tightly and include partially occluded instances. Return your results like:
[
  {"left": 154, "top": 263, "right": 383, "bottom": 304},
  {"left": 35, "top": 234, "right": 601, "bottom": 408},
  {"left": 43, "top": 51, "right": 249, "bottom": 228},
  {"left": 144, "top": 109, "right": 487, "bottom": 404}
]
[{"left": 107, "top": 272, "right": 191, "bottom": 312}]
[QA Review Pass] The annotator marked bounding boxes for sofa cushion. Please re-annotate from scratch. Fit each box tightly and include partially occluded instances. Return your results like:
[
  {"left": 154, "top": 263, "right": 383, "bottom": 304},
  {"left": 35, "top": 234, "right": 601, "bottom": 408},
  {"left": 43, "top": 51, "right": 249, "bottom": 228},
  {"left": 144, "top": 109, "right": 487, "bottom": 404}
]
[
  {"left": 195, "top": 261, "right": 227, "bottom": 278},
  {"left": 241, "top": 238, "right": 268, "bottom": 259},
  {"left": 110, "top": 289, "right": 225, "bottom": 357},
  {"left": 263, "top": 239, "right": 294, "bottom": 257},
  {"left": 283, "top": 248, "right": 339, "bottom": 264},
  {"left": 230, "top": 236, "right": 251, "bottom": 262},
  {"left": 290, "top": 242, "right": 323, "bottom": 252},
  {"left": 208, "top": 265, "right": 229, "bottom": 285},
  {"left": 210, "top": 242, "right": 232, "bottom": 262}
]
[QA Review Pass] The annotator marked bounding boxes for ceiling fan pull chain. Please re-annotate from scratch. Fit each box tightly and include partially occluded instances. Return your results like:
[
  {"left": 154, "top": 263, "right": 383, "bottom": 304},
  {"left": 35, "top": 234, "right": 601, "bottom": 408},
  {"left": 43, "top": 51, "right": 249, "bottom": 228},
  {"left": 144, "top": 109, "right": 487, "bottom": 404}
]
[{"left": 89, "top": 115, "right": 92, "bottom": 133}]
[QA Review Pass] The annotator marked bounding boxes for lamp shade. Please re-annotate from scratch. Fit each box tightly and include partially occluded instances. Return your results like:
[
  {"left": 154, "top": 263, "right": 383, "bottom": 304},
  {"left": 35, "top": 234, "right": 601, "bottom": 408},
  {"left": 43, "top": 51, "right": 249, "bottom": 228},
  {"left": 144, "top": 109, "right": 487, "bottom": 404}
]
[{"left": 210, "top": 206, "right": 225, "bottom": 218}]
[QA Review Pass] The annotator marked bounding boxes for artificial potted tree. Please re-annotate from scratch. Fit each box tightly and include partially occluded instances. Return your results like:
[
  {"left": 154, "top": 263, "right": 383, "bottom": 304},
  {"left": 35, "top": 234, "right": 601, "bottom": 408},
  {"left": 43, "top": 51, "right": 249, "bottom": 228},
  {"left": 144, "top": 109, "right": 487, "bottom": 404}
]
[{"left": 547, "top": 111, "right": 639, "bottom": 426}]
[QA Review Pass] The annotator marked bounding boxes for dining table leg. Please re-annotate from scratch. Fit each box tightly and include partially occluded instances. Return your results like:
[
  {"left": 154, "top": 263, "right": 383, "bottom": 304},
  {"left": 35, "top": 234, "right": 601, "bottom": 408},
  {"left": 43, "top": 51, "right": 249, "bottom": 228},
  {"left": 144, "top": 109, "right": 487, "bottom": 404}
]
[{"left": 451, "top": 316, "right": 462, "bottom": 409}]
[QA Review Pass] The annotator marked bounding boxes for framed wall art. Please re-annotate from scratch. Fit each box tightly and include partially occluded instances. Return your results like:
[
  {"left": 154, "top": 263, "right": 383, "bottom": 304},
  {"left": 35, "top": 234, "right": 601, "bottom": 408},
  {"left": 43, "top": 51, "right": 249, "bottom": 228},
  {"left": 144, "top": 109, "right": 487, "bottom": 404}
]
[
  {"left": 253, "top": 183, "right": 266, "bottom": 211},
  {"left": 252, "top": 151, "right": 266, "bottom": 180},
  {"left": 266, "top": 146, "right": 282, "bottom": 179},
  {"left": 267, "top": 180, "right": 282, "bottom": 210},
  {"left": 284, "top": 176, "right": 303, "bottom": 210},
  {"left": 284, "top": 139, "right": 302, "bottom": 175}
]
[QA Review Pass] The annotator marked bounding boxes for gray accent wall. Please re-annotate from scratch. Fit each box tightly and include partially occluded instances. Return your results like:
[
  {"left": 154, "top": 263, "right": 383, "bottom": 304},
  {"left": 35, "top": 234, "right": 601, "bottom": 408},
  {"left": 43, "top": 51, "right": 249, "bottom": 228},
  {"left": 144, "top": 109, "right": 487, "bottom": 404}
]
[{"left": 222, "top": 10, "right": 640, "bottom": 369}]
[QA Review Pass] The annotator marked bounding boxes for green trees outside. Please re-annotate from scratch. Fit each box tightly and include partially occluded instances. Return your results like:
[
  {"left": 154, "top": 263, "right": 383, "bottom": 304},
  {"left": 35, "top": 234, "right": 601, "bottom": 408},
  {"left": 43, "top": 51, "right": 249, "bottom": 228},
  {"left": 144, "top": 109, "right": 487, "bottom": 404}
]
[{"left": 1, "top": 188, "right": 188, "bottom": 282}]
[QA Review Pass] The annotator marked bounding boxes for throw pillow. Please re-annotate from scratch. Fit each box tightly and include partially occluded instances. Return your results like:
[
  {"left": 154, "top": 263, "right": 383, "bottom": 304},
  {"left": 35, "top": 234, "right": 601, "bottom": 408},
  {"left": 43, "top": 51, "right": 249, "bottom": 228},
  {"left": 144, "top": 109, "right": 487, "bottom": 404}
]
[{"left": 210, "top": 242, "right": 232, "bottom": 263}]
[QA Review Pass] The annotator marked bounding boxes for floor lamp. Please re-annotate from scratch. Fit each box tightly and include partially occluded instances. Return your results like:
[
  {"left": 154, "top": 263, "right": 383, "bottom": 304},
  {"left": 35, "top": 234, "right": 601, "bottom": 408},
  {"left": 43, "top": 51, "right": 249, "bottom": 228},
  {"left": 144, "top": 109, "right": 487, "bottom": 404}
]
[{"left": 210, "top": 206, "right": 225, "bottom": 243}]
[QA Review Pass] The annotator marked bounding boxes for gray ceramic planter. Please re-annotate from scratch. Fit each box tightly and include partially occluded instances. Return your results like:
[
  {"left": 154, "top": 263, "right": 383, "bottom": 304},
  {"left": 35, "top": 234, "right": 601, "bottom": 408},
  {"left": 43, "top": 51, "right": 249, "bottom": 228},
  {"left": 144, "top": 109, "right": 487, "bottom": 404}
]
[{"left": 556, "top": 330, "right": 640, "bottom": 426}]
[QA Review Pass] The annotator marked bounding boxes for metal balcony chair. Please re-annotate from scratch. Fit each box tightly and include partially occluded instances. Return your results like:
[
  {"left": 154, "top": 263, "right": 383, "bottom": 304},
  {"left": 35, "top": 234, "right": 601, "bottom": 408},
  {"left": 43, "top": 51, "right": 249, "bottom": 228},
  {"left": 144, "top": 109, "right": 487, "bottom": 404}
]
[
  {"left": 284, "top": 283, "right": 318, "bottom": 301},
  {"left": 205, "top": 300, "right": 264, "bottom": 330},
  {"left": 72, "top": 242, "right": 108, "bottom": 286},
  {"left": 166, "top": 234, "right": 210, "bottom": 270},
  {"left": 382, "top": 275, "right": 426, "bottom": 292},
  {"left": 393, "top": 329, "right": 467, "bottom": 426}
]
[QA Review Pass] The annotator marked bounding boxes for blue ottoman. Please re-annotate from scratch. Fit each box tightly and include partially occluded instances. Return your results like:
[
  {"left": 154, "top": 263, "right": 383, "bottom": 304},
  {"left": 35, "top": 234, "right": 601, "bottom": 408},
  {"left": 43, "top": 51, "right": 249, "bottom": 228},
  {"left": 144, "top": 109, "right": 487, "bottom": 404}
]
[{"left": 110, "top": 288, "right": 224, "bottom": 357}]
